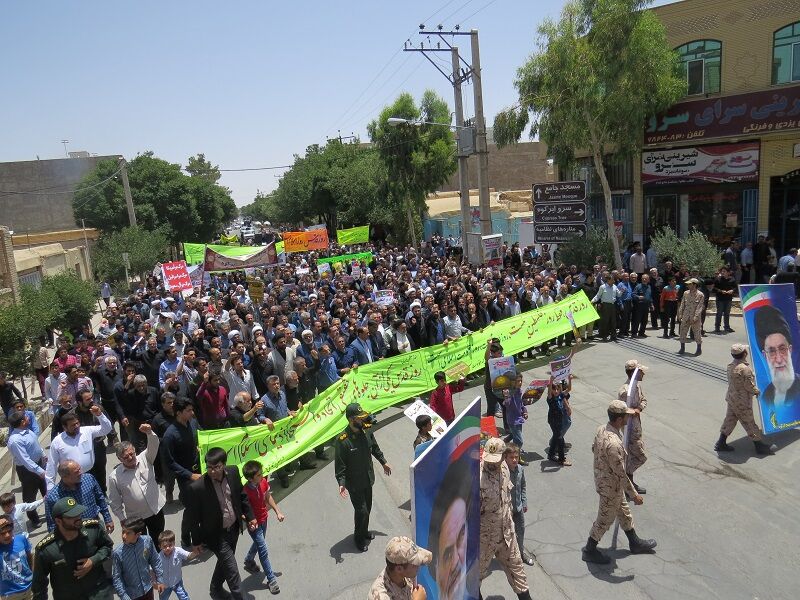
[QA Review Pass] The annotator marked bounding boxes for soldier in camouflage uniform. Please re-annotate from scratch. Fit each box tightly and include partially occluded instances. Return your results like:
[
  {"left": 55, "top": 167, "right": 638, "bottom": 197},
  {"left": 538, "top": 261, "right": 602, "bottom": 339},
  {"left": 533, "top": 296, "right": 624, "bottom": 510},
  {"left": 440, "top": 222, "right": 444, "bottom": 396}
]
[
  {"left": 582, "top": 401, "right": 657, "bottom": 564},
  {"left": 479, "top": 438, "right": 532, "bottom": 600},
  {"left": 32, "top": 497, "right": 114, "bottom": 600},
  {"left": 368, "top": 536, "right": 431, "bottom": 600},
  {"left": 618, "top": 360, "right": 648, "bottom": 495},
  {"left": 715, "top": 343, "right": 776, "bottom": 455},
  {"left": 677, "top": 278, "right": 704, "bottom": 356}
]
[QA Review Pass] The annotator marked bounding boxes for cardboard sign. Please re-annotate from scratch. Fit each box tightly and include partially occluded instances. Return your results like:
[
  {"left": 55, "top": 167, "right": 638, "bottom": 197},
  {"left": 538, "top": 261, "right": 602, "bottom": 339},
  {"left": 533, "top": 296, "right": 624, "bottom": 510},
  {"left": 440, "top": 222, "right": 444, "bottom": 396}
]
[
  {"left": 522, "top": 379, "right": 549, "bottom": 404},
  {"left": 550, "top": 355, "right": 572, "bottom": 381},
  {"left": 375, "top": 290, "right": 395, "bottom": 306},
  {"left": 317, "top": 263, "right": 332, "bottom": 278},
  {"left": 161, "top": 261, "right": 193, "bottom": 292},
  {"left": 403, "top": 399, "right": 447, "bottom": 438},
  {"left": 247, "top": 276, "right": 265, "bottom": 304},
  {"left": 488, "top": 356, "right": 516, "bottom": 392}
]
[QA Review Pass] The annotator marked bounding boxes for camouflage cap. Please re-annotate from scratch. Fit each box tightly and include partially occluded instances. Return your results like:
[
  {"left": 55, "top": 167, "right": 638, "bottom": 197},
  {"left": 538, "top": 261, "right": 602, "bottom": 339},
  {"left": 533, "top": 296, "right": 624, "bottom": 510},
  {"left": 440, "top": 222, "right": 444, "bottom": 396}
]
[
  {"left": 731, "top": 343, "right": 748, "bottom": 356},
  {"left": 385, "top": 536, "right": 432, "bottom": 566},
  {"left": 608, "top": 399, "right": 636, "bottom": 415},
  {"left": 483, "top": 437, "right": 505, "bottom": 463}
]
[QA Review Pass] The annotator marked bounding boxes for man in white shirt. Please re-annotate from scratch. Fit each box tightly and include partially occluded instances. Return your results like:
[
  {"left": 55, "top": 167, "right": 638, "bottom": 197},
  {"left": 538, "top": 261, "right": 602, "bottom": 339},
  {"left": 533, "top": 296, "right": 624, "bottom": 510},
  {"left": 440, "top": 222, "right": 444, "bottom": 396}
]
[
  {"left": 45, "top": 406, "right": 111, "bottom": 489},
  {"left": 107, "top": 423, "right": 165, "bottom": 540},
  {"left": 224, "top": 355, "right": 260, "bottom": 409},
  {"left": 443, "top": 304, "right": 470, "bottom": 340}
]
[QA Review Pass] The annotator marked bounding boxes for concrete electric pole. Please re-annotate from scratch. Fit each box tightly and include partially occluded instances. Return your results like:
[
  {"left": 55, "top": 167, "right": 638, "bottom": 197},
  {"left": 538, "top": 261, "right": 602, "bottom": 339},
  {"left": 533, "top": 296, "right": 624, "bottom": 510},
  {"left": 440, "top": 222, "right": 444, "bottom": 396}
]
[
  {"left": 118, "top": 158, "right": 137, "bottom": 227},
  {"left": 451, "top": 46, "right": 472, "bottom": 256},
  {"left": 470, "top": 29, "right": 492, "bottom": 237}
]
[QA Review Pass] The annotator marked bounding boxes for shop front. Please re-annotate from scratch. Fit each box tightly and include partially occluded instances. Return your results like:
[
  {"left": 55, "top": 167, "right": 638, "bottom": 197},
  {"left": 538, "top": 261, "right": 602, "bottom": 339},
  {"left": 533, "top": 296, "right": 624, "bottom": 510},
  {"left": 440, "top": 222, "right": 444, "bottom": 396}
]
[
  {"left": 769, "top": 167, "right": 800, "bottom": 254},
  {"left": 642, "top": 142, "right": 760, "bottom": 247}
]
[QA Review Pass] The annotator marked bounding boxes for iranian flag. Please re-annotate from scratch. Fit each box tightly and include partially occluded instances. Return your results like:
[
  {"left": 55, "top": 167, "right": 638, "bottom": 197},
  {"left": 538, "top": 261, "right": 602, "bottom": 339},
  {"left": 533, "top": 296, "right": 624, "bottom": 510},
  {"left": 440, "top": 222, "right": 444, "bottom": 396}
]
[{"left": 741, "top": 286, "right": 771, "bottom": 312}]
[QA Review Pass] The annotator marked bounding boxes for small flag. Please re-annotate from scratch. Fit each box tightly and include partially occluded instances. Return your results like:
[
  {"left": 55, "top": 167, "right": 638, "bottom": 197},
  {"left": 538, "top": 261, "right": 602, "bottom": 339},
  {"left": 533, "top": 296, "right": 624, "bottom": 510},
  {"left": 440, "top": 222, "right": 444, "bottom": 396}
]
[{"left": 741, "top": 286, "right": 771, "bottom": 312}]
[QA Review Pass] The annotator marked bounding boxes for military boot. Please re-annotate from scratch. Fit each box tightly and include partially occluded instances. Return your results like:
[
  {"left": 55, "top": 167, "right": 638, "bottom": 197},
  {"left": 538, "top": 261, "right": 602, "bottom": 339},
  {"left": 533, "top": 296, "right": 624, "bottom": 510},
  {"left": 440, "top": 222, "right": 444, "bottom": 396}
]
[
  {"left": 695, "top": 343, "right": 702, "bottom": 356},
  {"left": 754, "top": 440, "right": 776, "bottom": 455},
  {"left": 581, "top": 537, "right": 610, "bottom": 564},
  {"left": 628, "top": 473, "right": 646, "bottom": 494},
  {"left": 678, "top": 343, "right": 686, "bottom": 354},
  {"left": 714, "top": 433, "right": 734, "bottom": 452},
  {"left": 624, "top": 528, "right": 657, "bottom": 554},
  {"left": 517, "top": 591, "right": 533, "bottom": 600}
]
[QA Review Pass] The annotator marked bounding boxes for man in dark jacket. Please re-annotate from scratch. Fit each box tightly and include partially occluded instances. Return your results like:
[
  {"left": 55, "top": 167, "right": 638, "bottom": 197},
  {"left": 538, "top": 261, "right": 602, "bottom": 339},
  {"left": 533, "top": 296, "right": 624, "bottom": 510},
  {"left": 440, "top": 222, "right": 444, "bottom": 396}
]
[
  {"left": 93, "top": 356, "right": 123, "bottom": 445},
  {"left": 182, "top": 447, "right": 256, "bottom": 600}
]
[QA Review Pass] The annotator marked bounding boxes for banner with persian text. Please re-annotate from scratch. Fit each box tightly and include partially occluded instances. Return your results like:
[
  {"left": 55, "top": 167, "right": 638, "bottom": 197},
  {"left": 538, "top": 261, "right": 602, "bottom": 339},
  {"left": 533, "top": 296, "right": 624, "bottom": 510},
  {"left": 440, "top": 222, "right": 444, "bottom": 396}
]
[
  {"left": 336, "top": 225, "right": 370, "bottom": 245},
  {"left": 282, "top": 230, "right": 329, "bottom": 252},
  {"left": 183, "top": 243, "right": 261, "bottom": 265},
  {"left": 316, "top": 251, "right": 373, "bottom": 266},
  {"left": 203, "top": 244, "right": 278, "bottom": 272},
  {"left": 198, "top": 292, "right": 599, "bottom": 475}
]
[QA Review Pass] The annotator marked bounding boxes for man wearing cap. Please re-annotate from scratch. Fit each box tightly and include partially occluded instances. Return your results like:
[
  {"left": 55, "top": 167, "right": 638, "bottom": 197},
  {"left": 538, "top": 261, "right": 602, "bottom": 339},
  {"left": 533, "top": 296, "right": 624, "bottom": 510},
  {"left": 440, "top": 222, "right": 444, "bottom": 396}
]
[
  {"left": 715, "top": 343, "right": 776, "bottom": 455},
  {"left": 582, "top": 400, "right": 657, "bottom": 564},
  {"left": 754, "top": 304, "right": 800, "bottom": 413},
  {"left": 368, "top": 536, "right": 431, "bottom": 600},
  {"left": 479, "top": 438, "right": 532, "bottom": 600},
  {"left": 677, "top": 278, "right": 704, "bottom": 355},
  {"left": 618, "top": 360, "right": 648, "bottom": 495},
  {"left": 32, "top": 497, "right": 114, "bottom": 599},
  {"left": 334, "top": 403, "right": 392, "bottom": 552}
]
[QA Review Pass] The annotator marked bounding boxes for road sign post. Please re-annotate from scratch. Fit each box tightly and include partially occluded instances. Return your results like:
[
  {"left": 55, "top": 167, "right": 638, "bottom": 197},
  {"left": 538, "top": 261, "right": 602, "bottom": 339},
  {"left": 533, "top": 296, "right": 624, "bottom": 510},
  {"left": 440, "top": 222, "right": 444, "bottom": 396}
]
[
  {"left": 532, "top": 181, "right": 587, "bottom": 203},
  {"left": 532, "top": 181, "right": 588, "bottom": 243}
]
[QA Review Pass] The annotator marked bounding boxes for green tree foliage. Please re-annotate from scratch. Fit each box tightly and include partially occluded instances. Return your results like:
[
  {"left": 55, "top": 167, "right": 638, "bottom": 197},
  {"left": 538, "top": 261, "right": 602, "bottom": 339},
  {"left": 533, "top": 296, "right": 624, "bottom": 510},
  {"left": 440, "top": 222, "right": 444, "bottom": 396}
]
[
  {"left": 493, "top": 0, "right": 685, "bottom": 269},
  {"left": 0, "top": 271, "right": 97, "bottom": 378},
  {"left": 39, "top": 271, "right": 98, "bottom": 333},
  {"left": 185, "top": 153, "right": 222, "bottom": 184},
  {"left": 555, "top": 226, "right": 615, "bottom": 268},
  {"left": 652, "top": 226, "right": 722, "bottom": 276},
  {"left": 368, "top": 90, "right": 457, "bottom": 246},
  {"left": 92, "top": 226, "right": 170, "bottom": 284},
  {"left": 74, "top": 152, "right": 236, "bottom": 244}
]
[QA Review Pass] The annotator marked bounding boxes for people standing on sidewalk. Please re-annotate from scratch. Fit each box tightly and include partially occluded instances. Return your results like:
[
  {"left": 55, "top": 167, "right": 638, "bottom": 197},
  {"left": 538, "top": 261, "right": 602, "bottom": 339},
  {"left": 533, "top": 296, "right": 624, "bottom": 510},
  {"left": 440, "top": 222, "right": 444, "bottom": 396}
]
[
  {"left": 592, "top": 274, "right": 621, "bottom": 342},
  {"left": 714, "top": 266, "right": 736, "bottom": 333}
]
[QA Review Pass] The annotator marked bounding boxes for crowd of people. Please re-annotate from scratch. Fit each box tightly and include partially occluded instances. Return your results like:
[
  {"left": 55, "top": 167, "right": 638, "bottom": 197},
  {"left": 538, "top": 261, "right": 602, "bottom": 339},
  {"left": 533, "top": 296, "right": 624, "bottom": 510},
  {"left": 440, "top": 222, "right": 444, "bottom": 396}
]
[{"left": 0, "top": 232, "right": 773, "bottom": 600}]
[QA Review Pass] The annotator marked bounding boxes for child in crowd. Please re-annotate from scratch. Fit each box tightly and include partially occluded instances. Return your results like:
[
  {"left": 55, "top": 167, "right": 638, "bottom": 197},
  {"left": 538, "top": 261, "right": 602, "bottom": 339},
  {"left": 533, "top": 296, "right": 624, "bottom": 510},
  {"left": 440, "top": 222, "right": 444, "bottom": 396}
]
[
  {"left": 546, "top": 375, "right": 573, "bottom": 466},
  {"left": 503, "top": 374, "right": 529, "bottom": 465},
  {"left": 0, "top": 514, "right": 33, "bottom": 599},
  {"left": 242, "top": 460, "right": 285, "bottom": 595},
  {"left": 428, "top": 371, "right": 465, "bottom": 425},
  {"left": 413, "top": 415, "right": 434, "bottom": 449},
  {"left": 112, "top": 518, "right": 164, "bottom": 600},
  {"left": 158, "top": 530, "right": 200, "bottom": 600},
  {"left": 504, "top": 443, "right": 535, "bottom": 566},
  {"left": 0, "top": 493, "right": 43, "bottom": 538},
  {"left": 7, "top": 399, "right": 40, "bottom": 436}
]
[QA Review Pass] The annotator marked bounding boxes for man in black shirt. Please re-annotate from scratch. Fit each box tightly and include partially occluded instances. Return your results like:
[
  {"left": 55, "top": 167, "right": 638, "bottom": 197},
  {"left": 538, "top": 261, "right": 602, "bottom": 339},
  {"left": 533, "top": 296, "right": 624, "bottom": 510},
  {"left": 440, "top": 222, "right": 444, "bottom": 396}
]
[{"left": 714, "top": 266, "right": 736, "bottom": 333}]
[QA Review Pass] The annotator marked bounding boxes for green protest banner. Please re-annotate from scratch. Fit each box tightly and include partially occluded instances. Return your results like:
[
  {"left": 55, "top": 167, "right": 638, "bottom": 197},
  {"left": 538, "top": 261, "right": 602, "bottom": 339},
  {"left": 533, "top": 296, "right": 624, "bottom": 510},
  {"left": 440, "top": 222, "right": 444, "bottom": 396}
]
[
  {"left": 316, "top": 251, "right": 373, "bottom": 266},
  {"left": 198, "top": 291, "right": 599, "bottom": 476},
  {"left": 183, "top": 243, "right": 260, "bottom": 265},
  {"left": 337, "top": 225, "right": 370, "bottom": 245},
  {"left": 275, "top": 240, "right": 284, "bottom": 254}
]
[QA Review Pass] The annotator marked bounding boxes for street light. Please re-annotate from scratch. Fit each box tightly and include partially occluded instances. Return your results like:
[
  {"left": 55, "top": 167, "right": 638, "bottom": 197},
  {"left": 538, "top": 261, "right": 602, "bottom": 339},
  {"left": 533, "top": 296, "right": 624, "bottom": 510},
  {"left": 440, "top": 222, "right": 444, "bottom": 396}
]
[{"left": 386, "top": 116, "right": 473, "bottom": 130}]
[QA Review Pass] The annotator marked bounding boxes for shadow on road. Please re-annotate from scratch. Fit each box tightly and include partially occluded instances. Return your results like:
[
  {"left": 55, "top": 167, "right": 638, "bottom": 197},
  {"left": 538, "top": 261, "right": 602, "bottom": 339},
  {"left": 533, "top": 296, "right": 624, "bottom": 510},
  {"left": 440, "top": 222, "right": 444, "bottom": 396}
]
[{"left": 717, "top": 428, "right": 800, "bottom": 464}]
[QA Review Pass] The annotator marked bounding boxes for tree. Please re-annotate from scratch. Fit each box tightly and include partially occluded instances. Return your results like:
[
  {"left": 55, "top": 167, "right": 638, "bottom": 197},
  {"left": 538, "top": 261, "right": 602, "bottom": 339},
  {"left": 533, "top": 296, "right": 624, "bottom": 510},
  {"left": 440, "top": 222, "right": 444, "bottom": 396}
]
[
  {"left": 73, "top": 152, "right": 236, "bottom": 245},
  {"left": 39, "top": 271, "right": 98, "bottom": 334},
  {"left": 368, "top": 90, "right": 457, "bottom": 247},
  {"left": 651, "top": 226, "right": 722, "bottom": 276},
  {"left": 493, "top": 0, "right": 685, "bottom": 269},
  {"left": 92, "top": 226, "right": 170, "bottom": 284},
  {"left": 555, "top": 226, "right": 616, "bottom": 268},
  {"left": 186, "top": 153, "right": 222, "bottom": 184}
]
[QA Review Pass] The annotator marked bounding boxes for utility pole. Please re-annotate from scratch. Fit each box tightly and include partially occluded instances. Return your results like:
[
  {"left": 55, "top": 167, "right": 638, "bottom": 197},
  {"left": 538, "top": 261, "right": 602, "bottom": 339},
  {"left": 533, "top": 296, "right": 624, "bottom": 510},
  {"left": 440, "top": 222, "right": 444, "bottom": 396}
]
[
  {"left": 470, "top": 29, "right": 492, "bottom": 237},
  {"left": 405, "top": 28, "right": 477, "bottom": 258},
  {"left": 451, "top": 46, "right": 472, "bottom": 257},
  {"left": 118, "top": 158, "right": 136, "bottom": 227}
]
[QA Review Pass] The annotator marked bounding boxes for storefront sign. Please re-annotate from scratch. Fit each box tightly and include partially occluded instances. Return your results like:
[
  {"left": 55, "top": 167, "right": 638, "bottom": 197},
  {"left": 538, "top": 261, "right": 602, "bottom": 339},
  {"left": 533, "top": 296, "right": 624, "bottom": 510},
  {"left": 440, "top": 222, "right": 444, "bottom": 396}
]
[
  {"left": 533, "top": 181, "right": 586, "bottom": 202},
  {"left": 533, "top": 202, "right": 586, "bottom": 223},
  {"left": 533, "top": 223, "right": 587, "bottom": 243},
  {"left": 645, "top": 84, "right": 800, "bottom": 145},
  {"left": 642, "top": 142, "right": 759, "bottom": 186}
]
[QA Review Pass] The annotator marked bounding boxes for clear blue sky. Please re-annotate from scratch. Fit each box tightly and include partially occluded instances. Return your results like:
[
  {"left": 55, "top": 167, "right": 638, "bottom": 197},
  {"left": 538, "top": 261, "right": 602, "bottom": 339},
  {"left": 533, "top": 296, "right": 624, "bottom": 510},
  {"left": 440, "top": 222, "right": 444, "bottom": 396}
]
[{"left": 2, "top": 0, "right": 673, "bottom": 207}]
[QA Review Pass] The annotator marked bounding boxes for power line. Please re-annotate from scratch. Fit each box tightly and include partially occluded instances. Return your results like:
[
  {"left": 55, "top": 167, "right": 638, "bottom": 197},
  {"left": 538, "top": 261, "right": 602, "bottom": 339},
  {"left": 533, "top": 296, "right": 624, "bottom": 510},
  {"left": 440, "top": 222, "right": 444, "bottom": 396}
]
[
  {"left": 216, "top": 165, "right": 293, "bottom": 172},
  {"left": 0, "top": 165, "right": 124, "bottom": 197},
  {"left": 459, "top": 0, "right": 501, "bottom": 24},
  {"left": 421, "top": 0, "right": 462, "bottom": 24},
  {"left": 441, "top": 0, "right": 479, "bottom": 25}
]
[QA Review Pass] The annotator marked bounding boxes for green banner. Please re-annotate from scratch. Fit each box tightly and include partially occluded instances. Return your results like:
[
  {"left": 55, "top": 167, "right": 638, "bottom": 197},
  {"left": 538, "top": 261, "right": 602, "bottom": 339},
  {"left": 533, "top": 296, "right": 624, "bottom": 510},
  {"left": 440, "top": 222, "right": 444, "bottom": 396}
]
[
  {"left": 316, "top": 251, "right": 372, "bottom": 266},
  {"left": 198, "top": 292, "right": 599, "bottom": 476},
  {"left": 275, "top": 240, "right": 284, "bottom": 254},
  {"left": 182, "top": 243, "right": 261, "bottom": 265},
  {"left": 336, "top": 225, "right": 370, "bottom": 245}
]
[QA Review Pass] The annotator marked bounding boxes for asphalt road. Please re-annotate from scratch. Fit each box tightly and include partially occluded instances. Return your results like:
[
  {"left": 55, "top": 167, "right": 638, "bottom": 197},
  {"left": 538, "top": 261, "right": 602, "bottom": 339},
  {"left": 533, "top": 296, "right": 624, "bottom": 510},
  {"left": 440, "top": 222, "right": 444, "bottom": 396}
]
[{"left": 9, "top": 313, "right": 800, "bottom": 600}]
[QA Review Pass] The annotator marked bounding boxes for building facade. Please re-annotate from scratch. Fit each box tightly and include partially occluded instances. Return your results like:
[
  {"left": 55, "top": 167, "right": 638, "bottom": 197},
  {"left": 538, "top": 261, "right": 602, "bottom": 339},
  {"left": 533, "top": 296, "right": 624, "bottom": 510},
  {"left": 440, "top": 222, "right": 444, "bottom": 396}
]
[{"left": 563, "top": 0, "right": 800, "bottom": 253}]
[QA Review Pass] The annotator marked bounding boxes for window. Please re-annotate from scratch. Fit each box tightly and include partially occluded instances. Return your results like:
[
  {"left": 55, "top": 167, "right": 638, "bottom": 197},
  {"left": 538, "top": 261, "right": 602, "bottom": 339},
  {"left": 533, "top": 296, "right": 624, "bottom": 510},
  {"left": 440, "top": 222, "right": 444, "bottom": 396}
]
[
  {"left": 773, "top": 22, "right": 800, "bottom": 85},
  {"left": 676, "top": 40, "right": 721, "bottom": 95}
]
